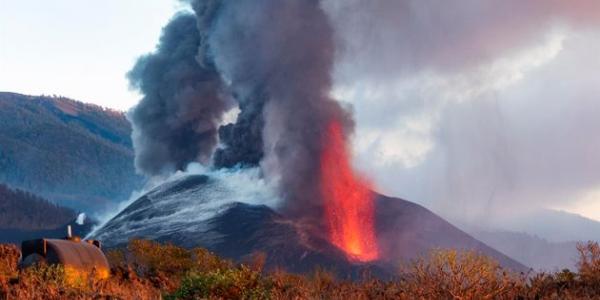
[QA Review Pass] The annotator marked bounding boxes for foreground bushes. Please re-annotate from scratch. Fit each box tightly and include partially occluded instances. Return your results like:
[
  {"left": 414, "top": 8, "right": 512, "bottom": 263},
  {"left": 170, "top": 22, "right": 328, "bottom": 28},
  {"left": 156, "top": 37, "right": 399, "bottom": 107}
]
[
  {"left": 167, "top": 267, "right": 271, "bottom": 300},
  {"left": 399, "top": 249, "right": 524, "bottom": 299},
  {"left": 0, "top": 241, "right": 166, "bottom": 299},
  {"left": 1, "top": 240, "right": 600, "bottom": 299}
]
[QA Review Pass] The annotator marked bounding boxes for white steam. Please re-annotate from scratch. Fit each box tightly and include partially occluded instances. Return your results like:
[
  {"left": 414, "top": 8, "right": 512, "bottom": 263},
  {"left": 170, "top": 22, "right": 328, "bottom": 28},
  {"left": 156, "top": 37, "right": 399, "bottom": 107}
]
[{"left": 88, "top": 163, "right": 279, "bottom": 239}]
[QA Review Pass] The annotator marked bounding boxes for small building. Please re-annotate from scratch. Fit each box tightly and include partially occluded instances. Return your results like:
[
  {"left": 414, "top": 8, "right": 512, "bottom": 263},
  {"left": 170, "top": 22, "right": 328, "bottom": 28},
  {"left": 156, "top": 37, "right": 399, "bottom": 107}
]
[{"left": 20, "top": 226, "right": 110, "bottom": 279}]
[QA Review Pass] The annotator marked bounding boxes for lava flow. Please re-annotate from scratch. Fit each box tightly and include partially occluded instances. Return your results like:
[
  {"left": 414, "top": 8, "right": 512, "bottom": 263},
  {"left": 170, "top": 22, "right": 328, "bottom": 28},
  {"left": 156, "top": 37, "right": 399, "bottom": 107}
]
[{"left": 320, "top": 121, "right": 379, "bottom": 262}]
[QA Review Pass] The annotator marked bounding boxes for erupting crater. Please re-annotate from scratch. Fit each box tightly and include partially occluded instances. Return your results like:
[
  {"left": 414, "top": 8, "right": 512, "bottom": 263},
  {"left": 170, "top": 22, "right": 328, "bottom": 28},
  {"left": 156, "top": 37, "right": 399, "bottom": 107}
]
[{"left": 320, "top": 121, "right": 379, "bottom": 262}]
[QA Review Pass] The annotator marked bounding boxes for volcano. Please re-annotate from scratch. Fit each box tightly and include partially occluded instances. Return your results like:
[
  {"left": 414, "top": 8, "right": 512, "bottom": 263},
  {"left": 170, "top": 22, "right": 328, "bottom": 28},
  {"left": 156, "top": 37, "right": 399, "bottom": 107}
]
[{"left": 90, "top": 173, "right": 527, "bottom": 277}]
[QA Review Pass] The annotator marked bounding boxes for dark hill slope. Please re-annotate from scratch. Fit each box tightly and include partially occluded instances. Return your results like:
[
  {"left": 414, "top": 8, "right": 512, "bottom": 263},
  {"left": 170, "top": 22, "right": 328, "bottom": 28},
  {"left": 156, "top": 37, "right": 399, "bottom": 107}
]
[
  {"left": 0, "top": 183, "right": 75, "bottom": 230},
  {"left": 0, "top": 92, "right": 143, "bottom": 211},
  {"left": 0, "top": 183, "right": 94, "bottom": 244},
  {"left": 375, "top": 195, "right": 525, "bottom": 272}
]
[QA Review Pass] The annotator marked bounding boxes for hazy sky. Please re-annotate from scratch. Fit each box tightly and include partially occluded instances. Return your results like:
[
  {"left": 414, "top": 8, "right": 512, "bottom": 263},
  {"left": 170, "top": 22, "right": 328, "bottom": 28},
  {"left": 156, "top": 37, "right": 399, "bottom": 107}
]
[
  {"left": 0, "top": 0, "right": 183, "bottom": 110},
  {"left": 2, "top": 1, "right": 600, "bottom": 224},
  {"left": 322, "top": 0, "right": 600, "bottom": 223}
]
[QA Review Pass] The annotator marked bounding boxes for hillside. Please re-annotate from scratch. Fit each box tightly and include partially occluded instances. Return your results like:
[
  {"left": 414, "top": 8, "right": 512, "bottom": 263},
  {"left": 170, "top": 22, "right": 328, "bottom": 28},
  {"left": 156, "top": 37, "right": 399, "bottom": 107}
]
[
  {"left": 0, "top": 183, "right": 75, "bottom": 230},
  {"left": 0, "top": 92, "right": 143, "bottom": 211},
  {"left": 90, "top": 173, "right": 527, "bottom": 276},
  {"left": 0, "top": 183, "right": 95, "bottom": 244}
]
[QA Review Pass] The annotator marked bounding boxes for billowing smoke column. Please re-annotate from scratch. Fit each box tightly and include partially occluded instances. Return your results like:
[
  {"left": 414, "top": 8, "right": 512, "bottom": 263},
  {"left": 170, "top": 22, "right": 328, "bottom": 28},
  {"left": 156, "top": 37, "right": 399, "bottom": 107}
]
[
  {"left": 128, "top": 13, "right": 232, "bottom": 176},
  {"left": 130, "top": 0, "right": 379, "bottom": 262},
  {"left": 200, "top": 0, "right": 350, "bottom": 215},
  {"left": 213, "top": 92, "right": 266, "bottom": 169}
]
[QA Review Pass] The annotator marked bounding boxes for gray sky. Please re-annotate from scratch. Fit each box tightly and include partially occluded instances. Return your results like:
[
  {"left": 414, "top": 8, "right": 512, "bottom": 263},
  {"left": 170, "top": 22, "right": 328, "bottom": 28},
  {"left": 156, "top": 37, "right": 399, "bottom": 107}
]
[
  {"left": 324, "top": 0, "right": 600, "bottom": 222},
  {"left": 1, "top": 0, "right": 599, "bottom": 222}
]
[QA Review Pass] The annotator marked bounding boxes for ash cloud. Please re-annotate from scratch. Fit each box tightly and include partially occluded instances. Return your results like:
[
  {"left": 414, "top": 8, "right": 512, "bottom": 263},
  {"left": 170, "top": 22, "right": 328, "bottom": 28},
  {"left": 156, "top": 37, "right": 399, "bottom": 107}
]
[
  {"left": 198, "top": 0, "right": 353, "bottom": 218},
  {"left": 128, "top": 13, "right": 231, "bottom": 176},
  {"left": 130, "top": 0, "right": 355, "bottom": 220},
  {"left": 213, "top": 91, "right": 266, "bottom": 169},
  {"left": 323, "top": 0, "right": 600, "bottom": 78}
]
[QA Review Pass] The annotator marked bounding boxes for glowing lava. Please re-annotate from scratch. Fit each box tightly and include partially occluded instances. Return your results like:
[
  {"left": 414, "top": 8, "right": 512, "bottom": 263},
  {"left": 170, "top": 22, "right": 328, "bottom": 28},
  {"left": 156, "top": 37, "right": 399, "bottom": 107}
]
[{"left": 320, "top": 121, "right": 379, "bottom": 262}]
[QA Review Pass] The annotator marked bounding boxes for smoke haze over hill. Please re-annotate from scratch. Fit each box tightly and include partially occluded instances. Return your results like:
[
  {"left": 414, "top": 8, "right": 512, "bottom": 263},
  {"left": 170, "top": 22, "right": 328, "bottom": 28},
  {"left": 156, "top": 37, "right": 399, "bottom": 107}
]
[{"left": 320, "top": 0, "right": 600, "bottom": 226}]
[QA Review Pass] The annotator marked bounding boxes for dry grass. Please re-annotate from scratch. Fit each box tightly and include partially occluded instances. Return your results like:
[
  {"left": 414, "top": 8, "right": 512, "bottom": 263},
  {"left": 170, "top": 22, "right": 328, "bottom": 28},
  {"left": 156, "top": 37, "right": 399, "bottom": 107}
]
[
  {"left": 1, "top": 240, "right": 600, "bottom": 299},
  {"left": 398, "top": 249, "right": 525, "bottom": 299}
]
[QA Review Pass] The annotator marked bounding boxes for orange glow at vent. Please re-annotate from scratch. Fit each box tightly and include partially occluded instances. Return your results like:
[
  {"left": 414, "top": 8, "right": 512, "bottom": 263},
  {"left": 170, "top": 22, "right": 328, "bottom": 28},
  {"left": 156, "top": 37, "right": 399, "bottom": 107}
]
[{"left": 320, "top": 121, "right": 379, "bottom": 262}]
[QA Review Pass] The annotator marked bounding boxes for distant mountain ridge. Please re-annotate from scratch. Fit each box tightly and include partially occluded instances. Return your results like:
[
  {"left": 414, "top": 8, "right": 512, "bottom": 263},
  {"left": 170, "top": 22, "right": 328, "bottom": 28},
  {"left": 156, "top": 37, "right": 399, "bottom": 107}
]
[
  {"left": 0, "top": 183, "right": 96, "bottom": 244},
  {"left": 470, "top": 230, "right": 579, "bottom": 271},
  {"left": 503, "top": 209, "right": 600, "bottom": 243},
  {"left": 448, "top": 208, "right": 600, "bottom": 271},
  {"left": 0, "top": 92, "right": 143, "bottom": 212},
  {"left": 0, "top": 218, "right": 94, "bottom": 245},
  {"left": 0, "top": 183, "right": 75, "bottom": 230}
]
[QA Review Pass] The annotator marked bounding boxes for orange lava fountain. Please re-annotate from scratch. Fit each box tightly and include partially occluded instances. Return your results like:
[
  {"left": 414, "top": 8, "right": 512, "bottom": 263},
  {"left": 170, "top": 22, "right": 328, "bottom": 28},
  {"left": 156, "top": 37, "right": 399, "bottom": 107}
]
[{"left": 320, "top": 121, "right": 379, "bottom": 262}]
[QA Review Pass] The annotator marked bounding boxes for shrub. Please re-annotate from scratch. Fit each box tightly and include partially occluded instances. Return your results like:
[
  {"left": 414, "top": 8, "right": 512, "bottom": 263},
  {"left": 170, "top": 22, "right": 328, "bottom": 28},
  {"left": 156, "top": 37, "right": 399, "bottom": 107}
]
[
  {"left": 166, "top": 266, "right": 271, "bottom": 300},
  {"left": 0, "top": 244, "right": 20, "bottom": 278},
  {"left": 399, "top": 249, "right": 525, "bottom": 299},
  {"left": 577, "top": 241, "right": 600, "bottom": 285},
  {"left": 127, "top": 239, "right": 194, "bottom": 278},
  {"left": 191, "top": 247, "right": 234, "bottom": 273}
]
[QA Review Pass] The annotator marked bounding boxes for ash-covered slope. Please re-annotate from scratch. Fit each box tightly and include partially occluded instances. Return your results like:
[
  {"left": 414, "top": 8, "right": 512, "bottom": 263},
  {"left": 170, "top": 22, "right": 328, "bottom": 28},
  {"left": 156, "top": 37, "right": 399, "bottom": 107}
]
[
  {"left": 91, "top": 174, "right": 527, "bottom": 275},
  {"left": 91, "top": 173, "right": 383, "bottom": 277}
]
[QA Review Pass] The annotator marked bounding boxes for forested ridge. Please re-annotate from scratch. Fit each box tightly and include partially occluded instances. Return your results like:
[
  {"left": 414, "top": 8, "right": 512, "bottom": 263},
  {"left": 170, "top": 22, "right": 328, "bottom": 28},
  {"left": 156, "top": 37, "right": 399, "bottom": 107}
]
[
  {"left": 0, "top": 92, "right": 143, "bottom": 211},
  {"left": 0, "top": 183, "right": 75, "bottom": 230}
]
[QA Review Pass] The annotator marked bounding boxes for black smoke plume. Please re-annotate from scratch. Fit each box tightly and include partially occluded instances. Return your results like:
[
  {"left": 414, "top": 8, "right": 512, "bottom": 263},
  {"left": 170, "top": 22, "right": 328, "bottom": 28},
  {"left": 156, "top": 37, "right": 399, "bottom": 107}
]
[
  {"left": 203, "top": 0, "right": 353, "bottom": 218},
  {"left": 128, "top": 13, "right": 231, "bottom": 176},
  {"left": 131, "top": 0, "right": 355, "bottom": 221},
  {"left": 213, "top": 90, "right": 266, "bottom": 169}
]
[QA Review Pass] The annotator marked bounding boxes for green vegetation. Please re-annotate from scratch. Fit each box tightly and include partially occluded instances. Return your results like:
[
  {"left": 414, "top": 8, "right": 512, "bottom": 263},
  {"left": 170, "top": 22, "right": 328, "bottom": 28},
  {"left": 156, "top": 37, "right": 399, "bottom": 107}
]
[
  {"left": 2, "top": 240, "right": 600, "bottom": 299},
  {"left": 167, "top": 267, "right": 271, "bottom": 300}
]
